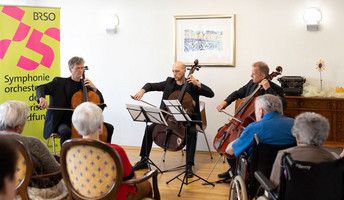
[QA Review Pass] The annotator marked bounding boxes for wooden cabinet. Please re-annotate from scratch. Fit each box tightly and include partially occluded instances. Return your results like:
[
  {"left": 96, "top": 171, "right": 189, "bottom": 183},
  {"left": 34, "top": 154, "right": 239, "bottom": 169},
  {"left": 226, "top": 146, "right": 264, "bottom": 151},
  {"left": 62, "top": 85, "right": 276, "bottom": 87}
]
[{"left": 284, "top": 96, "right": 344, "bottom": 147}]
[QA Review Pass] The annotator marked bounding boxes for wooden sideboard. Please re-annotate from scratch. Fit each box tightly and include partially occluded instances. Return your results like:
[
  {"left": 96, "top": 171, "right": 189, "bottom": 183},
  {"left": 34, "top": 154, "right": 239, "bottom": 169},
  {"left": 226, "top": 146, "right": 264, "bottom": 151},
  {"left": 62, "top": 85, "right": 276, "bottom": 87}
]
[{"left": 284, "top": 96, "right": 344, "bottom": 147}]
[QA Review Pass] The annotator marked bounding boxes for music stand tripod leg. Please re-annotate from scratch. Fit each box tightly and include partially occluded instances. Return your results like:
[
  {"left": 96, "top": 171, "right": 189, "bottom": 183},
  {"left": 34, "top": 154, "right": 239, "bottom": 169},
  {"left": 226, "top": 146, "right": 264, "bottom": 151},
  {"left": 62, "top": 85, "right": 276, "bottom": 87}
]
[
  {"left": 161, "top": 128, "right": 171, "bottom": 163},
  {"left": 206, "top": 154, "right": 223, "bottom": 181},
  {"left": 143, "top": 121, "right": 163, "bottom": 173},
  {"left": 166, "top": 122, "right": 214, "bottom": 197}
]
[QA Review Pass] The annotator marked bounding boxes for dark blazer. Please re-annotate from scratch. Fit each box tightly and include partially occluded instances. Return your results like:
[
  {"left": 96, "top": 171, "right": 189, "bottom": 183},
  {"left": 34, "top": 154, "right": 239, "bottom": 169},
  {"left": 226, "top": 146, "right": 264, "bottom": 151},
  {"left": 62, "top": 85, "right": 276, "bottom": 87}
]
[
  {"left": 36, "top": 77, "right": 104, "bottom": 139},
  {"left": 224, "top": 79, "right": 287, "bottom": 110},
  {"left": 142, "top": 77, "right": 214, "bottom": 122}
]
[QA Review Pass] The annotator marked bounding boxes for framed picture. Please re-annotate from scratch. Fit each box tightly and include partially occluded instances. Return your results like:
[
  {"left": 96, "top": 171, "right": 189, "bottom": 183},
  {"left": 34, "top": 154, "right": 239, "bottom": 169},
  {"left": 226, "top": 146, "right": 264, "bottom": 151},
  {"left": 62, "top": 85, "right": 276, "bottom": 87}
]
[{"left": 174, "top": 14, "right": 236, "bottom": 67}]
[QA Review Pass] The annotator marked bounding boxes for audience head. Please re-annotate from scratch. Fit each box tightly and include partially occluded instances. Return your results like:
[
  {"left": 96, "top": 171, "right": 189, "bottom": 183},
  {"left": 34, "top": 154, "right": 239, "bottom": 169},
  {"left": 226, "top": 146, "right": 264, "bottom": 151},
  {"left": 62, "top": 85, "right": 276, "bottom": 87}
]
[
  {"left": 292, "top": 112, "right": 329, "bottom": 146},
  {"left": 72, "top": 102, "right": 103, "bottom": 138},
  {"left": 255, "top": 94, "right": 283, "bottom": 121},
  {"left": 0, "top": 101, "right": 29, "bottom": 133},
  {"left": 68, "top": 56, "right": 85, "bottom": 69},
  {"left": 0, "top": 136, "right": 17, "bottom": 200}
]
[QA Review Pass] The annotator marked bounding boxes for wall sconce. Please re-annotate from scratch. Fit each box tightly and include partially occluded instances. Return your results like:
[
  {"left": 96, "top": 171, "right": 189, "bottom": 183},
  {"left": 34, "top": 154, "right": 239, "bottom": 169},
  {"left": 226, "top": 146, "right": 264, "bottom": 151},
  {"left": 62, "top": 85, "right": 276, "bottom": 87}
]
[
  {"left": 303, "top": 7, "right": 322, "bottom": 31},
  {"left": 105, "top": 14, "right": 120, "bottom": 34}
]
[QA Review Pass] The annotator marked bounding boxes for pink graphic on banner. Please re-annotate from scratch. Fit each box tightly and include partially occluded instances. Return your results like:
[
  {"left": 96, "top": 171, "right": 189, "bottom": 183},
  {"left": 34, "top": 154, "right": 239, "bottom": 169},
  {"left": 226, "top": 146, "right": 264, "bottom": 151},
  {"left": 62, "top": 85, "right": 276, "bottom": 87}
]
[
  {"left": 24, "top": 29, "right": 54, "bottom": 69},
  {"left": 1, "top": 6, "right": 59, "bottom": 71},
  {"left": 2, "top": 6, "right": 25, "bottom": 21},
  {"left": 0, "top": 39, "right": 11, "bottom": 59},
  {"left": 12, "top": 22, "right": 31, "bottom": 41},
  {"left": 44, "top": 28, "right": 60, "bottom": 42},
  {"left": 17, "top": 56, "right": 39, "bottom": 71}
]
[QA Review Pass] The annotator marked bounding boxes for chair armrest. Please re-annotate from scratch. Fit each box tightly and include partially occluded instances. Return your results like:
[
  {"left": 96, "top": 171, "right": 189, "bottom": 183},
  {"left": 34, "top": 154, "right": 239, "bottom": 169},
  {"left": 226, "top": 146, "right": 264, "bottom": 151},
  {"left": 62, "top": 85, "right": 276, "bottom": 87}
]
[
  {"left": 123, "top": 170, "right": 158, "bottom": 184},
  {"left": 31, "top": 170, "right": 61, "bottom": 179},
  {"left": 123, "top": 169, "right": 160, "bottom": 200},
  {"left": 254, "top": 171, "right": 275, "bottom": 193}
]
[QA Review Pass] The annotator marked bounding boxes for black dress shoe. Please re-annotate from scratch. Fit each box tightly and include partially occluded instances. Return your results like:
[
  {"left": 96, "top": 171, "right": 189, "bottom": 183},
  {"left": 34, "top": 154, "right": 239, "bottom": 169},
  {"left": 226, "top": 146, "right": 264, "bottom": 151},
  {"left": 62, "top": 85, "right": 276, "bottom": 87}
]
[
  {"left": 133, "top": 160, "right": 148, "bottom": 171},
  {"left": 218, "top": 170, "right": 231, "bottom": 179},
  {"left": 187, "top": 165, "right": 194, "bottom": 178}
]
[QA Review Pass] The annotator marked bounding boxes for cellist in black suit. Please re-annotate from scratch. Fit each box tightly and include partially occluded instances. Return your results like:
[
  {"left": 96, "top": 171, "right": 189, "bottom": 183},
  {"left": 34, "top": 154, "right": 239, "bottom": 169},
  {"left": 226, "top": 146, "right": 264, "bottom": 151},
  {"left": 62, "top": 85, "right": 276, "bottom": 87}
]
[
  {"left": 216, "top": 61, "right": 286, "bottom": 179},
  {"left": 36, "top": 56, "right": 114, "bottom": 145},
  {"left": 132, "top": 61, "right": 214, "bottom": 177}
]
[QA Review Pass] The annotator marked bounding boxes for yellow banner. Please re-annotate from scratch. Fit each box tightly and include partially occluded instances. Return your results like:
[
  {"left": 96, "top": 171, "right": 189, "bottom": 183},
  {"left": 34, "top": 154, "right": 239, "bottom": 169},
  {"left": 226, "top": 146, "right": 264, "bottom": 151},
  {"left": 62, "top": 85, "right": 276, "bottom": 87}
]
[{"left": 0, "top": 6, "right": 60, "bottom": 149}]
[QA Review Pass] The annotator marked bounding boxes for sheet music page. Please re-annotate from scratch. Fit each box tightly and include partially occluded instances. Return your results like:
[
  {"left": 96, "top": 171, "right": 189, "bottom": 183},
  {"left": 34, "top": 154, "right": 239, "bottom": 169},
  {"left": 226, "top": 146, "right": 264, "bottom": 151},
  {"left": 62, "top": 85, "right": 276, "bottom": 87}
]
[
  {"left": 142, "top": 106, "right": 168, "bottom": 126},
  {"left": 125, "top": 104, "right": 145, "bottom": 121},
  {"left": 163, "top": 100, "right": 191, "bottom": 122}
]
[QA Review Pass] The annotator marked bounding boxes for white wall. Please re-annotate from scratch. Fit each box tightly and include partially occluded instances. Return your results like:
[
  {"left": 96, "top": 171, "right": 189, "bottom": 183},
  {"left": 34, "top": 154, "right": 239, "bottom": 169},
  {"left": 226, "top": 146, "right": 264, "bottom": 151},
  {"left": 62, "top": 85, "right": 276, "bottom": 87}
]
[{"left": 2, "top": 0, "right": 344, "bottom": 151}]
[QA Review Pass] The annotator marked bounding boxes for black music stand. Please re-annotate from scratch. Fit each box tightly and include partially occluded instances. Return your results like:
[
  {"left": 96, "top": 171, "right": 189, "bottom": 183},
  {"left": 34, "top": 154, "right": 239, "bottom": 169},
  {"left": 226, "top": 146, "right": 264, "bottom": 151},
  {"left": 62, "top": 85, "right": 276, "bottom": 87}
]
[
  {"left": 163, "top": 100, "right": 214, "bottom": 197},
  {"left": 126, "top": 104, "right": 167, "bottom": 173}
]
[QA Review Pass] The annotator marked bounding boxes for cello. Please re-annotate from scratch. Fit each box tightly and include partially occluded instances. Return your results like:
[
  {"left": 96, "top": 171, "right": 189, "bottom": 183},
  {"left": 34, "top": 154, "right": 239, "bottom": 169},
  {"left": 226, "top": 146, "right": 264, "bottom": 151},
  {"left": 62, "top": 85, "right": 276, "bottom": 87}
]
[
  {"left": 70, "top": 66, "right": 108, "bottom": 141},
  {"left": 213, "top": 66, "right": 283, "bottom": 158},
  {"left": 152, "top": 59, "right": 200, "bottom": 151}
]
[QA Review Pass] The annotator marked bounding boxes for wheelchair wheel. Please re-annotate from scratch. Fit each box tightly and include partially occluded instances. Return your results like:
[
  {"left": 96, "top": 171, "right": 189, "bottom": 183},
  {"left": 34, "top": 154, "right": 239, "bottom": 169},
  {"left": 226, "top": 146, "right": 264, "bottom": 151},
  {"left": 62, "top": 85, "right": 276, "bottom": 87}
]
[{"left": 228, "top": 175, "right": 248, "bottom": 200}]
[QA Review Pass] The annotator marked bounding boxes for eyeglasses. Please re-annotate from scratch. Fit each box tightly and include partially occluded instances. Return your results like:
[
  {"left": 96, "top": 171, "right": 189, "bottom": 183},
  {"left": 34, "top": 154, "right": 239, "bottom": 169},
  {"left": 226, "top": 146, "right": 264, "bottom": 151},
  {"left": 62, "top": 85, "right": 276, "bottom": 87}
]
[{"left": 72, "top": 67, "right": 85, "bottom": 71}]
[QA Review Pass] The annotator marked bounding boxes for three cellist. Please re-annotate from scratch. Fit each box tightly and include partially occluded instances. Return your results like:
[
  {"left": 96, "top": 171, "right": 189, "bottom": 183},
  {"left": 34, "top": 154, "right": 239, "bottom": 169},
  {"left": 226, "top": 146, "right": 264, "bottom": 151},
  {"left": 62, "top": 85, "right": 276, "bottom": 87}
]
[{"left": 36, "top": 58, "right": 291, "bottom": 184}]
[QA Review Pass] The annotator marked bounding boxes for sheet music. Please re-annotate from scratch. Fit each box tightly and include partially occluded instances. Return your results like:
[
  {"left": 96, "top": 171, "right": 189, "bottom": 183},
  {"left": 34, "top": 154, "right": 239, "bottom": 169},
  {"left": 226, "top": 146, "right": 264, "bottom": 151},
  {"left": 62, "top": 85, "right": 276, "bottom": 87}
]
[
  {"left": 163, "top": 99, "right": 192, "bottom": 122},
  {"left": 126, "top": 104, "right": 168, "bottom": 126},
  {"left": 125, "top": 104, "right": 146, "bottom": 122}
]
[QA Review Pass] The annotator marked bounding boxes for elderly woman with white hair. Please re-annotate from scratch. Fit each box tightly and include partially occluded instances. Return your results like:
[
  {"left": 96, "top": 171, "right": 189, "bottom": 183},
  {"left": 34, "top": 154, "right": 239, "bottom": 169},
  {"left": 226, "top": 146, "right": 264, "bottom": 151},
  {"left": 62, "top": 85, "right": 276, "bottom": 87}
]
[
  {"left": 0, "top": 100, "right": 67, "bottom": 199},
  {"left": 270, "top": 112, "right": 339, "bottom": 186},
  {"left": 72, "top": 102, "right": 152, "bottom": 200}
]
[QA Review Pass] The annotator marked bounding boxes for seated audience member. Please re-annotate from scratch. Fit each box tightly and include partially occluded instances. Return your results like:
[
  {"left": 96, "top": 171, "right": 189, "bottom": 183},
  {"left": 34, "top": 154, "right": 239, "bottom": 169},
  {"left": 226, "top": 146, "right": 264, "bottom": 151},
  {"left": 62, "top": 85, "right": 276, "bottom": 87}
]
[
  {"left": 0, "top": 100, "right": 67, "bottom": 199},
  {"left": 0, "top": 136, "right": 17, "bottom": 200},
  {"left": 270, "top": 112, "right": 339, "bottom": 186},
  {"left": 224, "top": 94, "right": 296, "bottom": 178},
  {"left": 72, "top": 102, "right": 152, "bottom": 200}
]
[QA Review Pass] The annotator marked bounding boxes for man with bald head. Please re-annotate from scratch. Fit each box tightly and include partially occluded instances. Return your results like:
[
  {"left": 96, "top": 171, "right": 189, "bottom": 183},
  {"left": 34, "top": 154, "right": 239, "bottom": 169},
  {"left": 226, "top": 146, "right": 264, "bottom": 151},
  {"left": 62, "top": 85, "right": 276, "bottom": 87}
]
[{"left": 132, "top": 61, "right": 214, "bottom": 177}]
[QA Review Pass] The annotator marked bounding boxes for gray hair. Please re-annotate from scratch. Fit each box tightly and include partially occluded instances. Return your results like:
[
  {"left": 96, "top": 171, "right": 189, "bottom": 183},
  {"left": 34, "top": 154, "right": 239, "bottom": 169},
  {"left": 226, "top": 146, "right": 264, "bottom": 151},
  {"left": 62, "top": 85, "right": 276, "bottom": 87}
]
[
  {"left": 255, "top": 94, "right": 283, "bottom": 115},
  {"left": 68, "top": 56, "right": 85, "bottom": 69},
  {"left": 72, "top": 102, "right": 103, "bottom": 136},
  {"left": 292, "top": 112, "right": 329, "bottom": 146},
  {"left": 0, "top": 101, "right": 29, "bottom": 131}
]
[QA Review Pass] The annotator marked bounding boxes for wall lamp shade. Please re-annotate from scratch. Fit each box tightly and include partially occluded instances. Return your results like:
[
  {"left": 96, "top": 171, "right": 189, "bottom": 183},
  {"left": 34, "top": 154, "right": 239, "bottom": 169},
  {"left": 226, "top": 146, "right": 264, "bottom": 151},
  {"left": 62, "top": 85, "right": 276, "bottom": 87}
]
[
  {"left": 105, "top": 14, "right": 120, "bottom": 34},
  {"left": 303, "top": 7, "right": 322, "bottom": 31}
]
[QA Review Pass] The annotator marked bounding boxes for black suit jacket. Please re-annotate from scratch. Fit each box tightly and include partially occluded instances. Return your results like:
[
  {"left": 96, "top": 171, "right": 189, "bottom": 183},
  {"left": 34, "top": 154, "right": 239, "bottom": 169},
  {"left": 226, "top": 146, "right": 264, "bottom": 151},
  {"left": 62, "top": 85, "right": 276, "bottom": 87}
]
[
  {"left": 36, "top": 77, "right": 104, "bottom": 139},
  {"left": 142, "top": 77, "right": 214, "bottom": 122},
  {"left": 224, "top": 79, "right": 287, "bottom": 110}
]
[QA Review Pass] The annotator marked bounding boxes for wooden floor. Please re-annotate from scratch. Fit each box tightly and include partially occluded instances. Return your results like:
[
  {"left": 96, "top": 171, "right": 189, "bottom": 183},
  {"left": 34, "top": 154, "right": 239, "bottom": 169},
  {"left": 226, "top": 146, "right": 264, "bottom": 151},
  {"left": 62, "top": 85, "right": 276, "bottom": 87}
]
[{"left": 123, "top": 146, "right": 231, "bottom": 200}]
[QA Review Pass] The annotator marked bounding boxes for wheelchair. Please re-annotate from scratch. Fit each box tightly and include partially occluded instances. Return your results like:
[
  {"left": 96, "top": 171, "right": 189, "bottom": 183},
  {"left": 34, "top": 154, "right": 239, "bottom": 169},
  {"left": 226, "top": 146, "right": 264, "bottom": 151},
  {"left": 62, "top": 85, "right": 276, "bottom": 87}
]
[
  {"left": 228, "top": 134, "right": 296, "bottom": 200},
  {"left": 255, "top": 153, "right": 344, "bottom": 200}
]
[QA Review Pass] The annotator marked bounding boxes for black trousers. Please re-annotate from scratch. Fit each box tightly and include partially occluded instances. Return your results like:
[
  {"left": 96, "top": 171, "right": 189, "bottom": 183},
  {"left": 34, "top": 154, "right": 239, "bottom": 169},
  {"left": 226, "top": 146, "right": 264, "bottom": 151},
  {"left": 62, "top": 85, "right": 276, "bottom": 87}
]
[
  {"left": 58, "top": 122, "right": 114, "bottom": 145},
  {"left": 139, "top": 123, "right": 197, "bottom": 166}
]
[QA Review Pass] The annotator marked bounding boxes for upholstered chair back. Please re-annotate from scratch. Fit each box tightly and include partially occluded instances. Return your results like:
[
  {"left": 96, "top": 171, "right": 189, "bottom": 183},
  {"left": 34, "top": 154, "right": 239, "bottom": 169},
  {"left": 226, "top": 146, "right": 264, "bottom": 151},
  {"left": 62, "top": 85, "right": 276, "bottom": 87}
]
[{"left": 60, "top": 139, "right": 123, "bottom": 200}]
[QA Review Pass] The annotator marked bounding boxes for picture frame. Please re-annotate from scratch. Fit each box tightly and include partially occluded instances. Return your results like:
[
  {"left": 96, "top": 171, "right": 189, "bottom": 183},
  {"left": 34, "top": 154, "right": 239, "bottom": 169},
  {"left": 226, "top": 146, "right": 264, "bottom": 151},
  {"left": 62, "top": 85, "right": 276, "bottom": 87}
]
[{"left": 174, "top": 14, "right": 236, "bottom": 67}]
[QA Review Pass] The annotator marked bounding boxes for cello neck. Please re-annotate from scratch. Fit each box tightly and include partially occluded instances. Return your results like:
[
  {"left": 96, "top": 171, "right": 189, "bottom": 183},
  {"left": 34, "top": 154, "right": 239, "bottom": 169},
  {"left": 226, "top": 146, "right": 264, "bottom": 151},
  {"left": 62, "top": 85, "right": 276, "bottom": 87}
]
[
  {"left": 235, "top": 84, "right": 261, "bottom": 115},
  {"left": 235, "top": 66, "right": 283, "bottom": 115},
  {"left": 178, "top": 77, "right": 190, "bottom": 103},
  {"left": 177, "top": 59, "right": 200, "bottom": 102},
  {"left": 81, "top": 71, "right": 88, "bottom": 102}
]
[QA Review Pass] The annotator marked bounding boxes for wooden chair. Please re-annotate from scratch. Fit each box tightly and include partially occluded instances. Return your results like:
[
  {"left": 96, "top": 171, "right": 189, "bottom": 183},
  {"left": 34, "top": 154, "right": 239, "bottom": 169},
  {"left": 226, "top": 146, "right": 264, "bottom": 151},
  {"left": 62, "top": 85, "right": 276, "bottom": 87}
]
[
  {"left": 14, "top": 139, "right": 62, "bottom": 200},
  {"left": 15, "top": 139, "right": 33, "bottom": 200},
  {"left": 196, "top": 101, "right": 213, "bottom": 159},
  {"left": 60, "top": 138, "right": 160, "bottom": 200}
]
